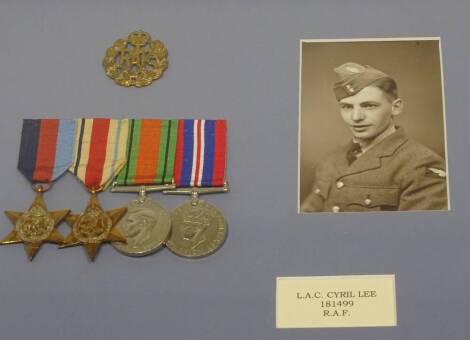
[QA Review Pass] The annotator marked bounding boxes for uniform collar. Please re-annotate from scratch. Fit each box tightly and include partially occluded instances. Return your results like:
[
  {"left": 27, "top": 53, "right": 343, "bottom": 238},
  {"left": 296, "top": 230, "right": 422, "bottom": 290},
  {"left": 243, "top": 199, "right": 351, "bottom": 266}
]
[
  {"left": 354, "top": 124, "right": 397, "bottom": 155},
  {"left": 337, "top": 126, "right": 409, "bottom": 178},
  {"left": 350, "top": 126, "right": 407, "bottom": 158},
  {"left": 367, "top": 126, "right": 408, "bottom": 157}
]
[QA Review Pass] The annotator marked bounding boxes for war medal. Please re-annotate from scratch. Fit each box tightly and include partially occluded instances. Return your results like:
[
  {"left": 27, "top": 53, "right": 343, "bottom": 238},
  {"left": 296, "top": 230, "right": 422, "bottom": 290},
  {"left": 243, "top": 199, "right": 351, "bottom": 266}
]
[
  {"left": 1, "top": 119, "right": 75, "bottom": 260},
  {"left": 103, "top": 30, "right": 168, "bottom": 87},
  {"left": 60, "top": 118, "right": 129, "bottom": 261},
  {"left": 163, "top": 119, "right": 229, "bottom": 259},
  {"left": 110, "top": 119, "right": 178, "bottom": 257}
]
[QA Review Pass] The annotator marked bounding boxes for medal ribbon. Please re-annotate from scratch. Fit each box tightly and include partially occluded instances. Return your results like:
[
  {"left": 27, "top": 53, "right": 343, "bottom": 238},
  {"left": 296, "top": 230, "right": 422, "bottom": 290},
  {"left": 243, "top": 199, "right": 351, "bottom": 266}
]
[
  {"left": 70, "top": 118, "right": 129, "bottom": 190},
  {"left": 174, "top": 119, "right": 227, "bottom": 187},
  {"left": 115, "top": 119, "right": 179, "bottom": 185},
  {"left": 18, "top": 119, "right": 76, "bottom": 183}
]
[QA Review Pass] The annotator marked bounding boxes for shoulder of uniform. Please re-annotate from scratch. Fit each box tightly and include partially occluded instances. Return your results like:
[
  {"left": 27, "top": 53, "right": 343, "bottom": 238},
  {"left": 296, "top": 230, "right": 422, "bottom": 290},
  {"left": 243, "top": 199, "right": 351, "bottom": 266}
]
[
  {"left": 397, "top": 139, "right": 447, "bottom": 179},
  {"left": 417, "top": 142, "right": 443, "bottom": 161},
  {"left": 397, "top": 139, "right": 444, "bottom": 162}
]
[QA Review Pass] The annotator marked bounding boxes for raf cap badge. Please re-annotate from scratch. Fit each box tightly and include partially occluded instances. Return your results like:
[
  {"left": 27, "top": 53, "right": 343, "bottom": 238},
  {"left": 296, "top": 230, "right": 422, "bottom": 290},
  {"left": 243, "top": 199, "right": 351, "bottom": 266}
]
[
  {"left": 103, "top": 31, "right": 168, "bottom": 87},
  {"left": 333, "top": 62, "right": 389, "bottom": 100}
]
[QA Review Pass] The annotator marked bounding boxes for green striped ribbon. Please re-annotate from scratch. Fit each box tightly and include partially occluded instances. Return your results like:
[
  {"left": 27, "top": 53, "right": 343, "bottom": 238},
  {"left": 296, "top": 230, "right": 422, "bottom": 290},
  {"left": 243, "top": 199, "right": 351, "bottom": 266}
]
[{"left": 115, "top": 119, "right": 178, "bottom": 185}]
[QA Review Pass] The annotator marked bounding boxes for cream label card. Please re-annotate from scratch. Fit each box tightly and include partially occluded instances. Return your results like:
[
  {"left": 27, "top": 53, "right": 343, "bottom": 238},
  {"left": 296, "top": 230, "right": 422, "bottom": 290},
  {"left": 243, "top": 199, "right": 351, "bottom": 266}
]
[{"left": 276, "top": 275, "right": 397, "bottom": 328}]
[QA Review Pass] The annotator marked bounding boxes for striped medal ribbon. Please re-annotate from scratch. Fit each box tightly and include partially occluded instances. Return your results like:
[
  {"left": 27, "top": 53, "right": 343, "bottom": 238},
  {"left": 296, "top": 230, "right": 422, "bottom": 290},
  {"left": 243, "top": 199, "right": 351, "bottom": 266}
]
[
  {"left": 110, "top": 119, "right": 178, "bottom": 257},
  {"left": 1, "top": 119, "right": 76, "bottom": 260},
  {"left": 164, "top": 119, "right": 229, "bottom": 259},
  {"left": 61, "top": 118, "right": 129, "bottom": 261},
  {"left": 70, "top": 118, "right": 129, "bottom": 191},
  {"left": 174, "top": 119, "right": 227, "bottom": 187},
  {"left": 115, "top": 119, "right": 178, "bottom": 186},
  {"left": 18, "top": 119, "right": 76, "bottom": 184}
]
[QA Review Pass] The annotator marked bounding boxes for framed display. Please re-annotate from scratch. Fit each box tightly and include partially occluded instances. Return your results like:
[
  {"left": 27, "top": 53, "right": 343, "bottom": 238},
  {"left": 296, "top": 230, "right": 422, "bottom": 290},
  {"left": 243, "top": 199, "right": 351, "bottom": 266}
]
[
  {"left": 0, "top": 1, "right": 468, "bottom": 340},
  {"left": 299, "top": 38, "right": 449, "bottom": 213}
]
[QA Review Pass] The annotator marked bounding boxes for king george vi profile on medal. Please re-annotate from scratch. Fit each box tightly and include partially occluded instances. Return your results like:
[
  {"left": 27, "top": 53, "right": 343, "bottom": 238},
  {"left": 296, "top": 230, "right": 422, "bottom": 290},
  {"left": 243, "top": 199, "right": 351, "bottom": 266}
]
[
  {"left": 301, "top": 62, "right": 448, "bottom": 213},
  {"left": 120, "top": 207, "right": 158, "bottom": 245}
]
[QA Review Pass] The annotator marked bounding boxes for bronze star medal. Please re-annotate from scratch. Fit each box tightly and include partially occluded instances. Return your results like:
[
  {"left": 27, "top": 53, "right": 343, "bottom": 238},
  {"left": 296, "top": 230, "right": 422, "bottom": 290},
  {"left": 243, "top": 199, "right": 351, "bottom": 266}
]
[
  {"left": 61, "top": 193, "right": 127, "bottom": 261},
  {"left": 64, "top": 118, "right": 131, "bottom": 261},
  {"left": 4, "top": 119, "right": 76, "bottom": 260},
  {"left": 1, "top": 189, "right": 68, "bottom": 260}
]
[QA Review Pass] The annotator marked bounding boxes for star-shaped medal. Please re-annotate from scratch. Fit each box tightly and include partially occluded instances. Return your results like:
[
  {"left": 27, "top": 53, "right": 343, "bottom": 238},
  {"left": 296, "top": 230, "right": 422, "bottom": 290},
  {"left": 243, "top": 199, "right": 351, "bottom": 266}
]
[
  {"left": 1, "top": 192, "right": 69, "bottom": 260},
  {"left": 60, "top": 193, "right": 127, "bottom": 261}
]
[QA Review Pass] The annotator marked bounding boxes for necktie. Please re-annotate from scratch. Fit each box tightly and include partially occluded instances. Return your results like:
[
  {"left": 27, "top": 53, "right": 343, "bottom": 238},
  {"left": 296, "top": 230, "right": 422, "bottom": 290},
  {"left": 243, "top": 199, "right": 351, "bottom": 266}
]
[{"left": 346, "top": 142, "right": 362, "bottom": 165}]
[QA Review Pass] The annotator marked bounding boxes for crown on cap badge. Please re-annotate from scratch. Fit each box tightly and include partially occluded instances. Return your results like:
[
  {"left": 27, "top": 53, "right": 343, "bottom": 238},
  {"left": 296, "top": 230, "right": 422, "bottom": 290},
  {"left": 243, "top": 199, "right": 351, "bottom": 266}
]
[{"left": 103, "top": 30, "right": 168, "bottom": 87}]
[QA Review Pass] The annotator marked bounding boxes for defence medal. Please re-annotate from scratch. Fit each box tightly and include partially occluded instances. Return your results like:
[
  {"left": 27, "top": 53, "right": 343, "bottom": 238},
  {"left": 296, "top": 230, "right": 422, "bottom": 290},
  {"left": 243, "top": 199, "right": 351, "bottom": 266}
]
[
  {"left": 1, "top": 119, "right": 75, "bottom": 260},
  {"left": 110, "top": 119, "right": 178, "bottom": 257},
  {"left": 163, "top": 119, "right": 229, "bottom": 259},
  {"left": 60, "top": 118, "right": 129, "bottom": 261}
]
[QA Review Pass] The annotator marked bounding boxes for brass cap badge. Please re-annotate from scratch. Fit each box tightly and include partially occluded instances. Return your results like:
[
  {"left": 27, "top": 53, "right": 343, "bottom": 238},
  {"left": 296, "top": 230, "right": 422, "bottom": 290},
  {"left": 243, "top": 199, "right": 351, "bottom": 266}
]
[{"left": 103, "top": 30, "right": 168, "bottom": 87}]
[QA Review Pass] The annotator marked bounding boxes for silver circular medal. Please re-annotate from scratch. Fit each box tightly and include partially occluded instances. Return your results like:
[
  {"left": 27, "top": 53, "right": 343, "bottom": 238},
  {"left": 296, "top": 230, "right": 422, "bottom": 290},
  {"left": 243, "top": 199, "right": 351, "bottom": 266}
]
[
  {"left": 112, "top": 197, "right": 171, "bottom": 256},
  {"left": 166, "top": 200, "right": 227, "bottom": 259}
]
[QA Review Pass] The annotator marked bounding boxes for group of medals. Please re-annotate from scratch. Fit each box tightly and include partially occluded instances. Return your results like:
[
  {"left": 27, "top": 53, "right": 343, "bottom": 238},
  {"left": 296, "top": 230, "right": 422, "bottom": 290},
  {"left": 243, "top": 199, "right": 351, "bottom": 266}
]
[{"left": 1, "top": 118, "right": 228, "bottom": 261}]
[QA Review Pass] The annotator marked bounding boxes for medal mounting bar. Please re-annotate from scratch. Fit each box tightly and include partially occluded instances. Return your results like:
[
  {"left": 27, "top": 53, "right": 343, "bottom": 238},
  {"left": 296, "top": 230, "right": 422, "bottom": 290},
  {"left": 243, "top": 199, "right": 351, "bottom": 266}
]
[
  {"left": 110, "top": 181, "right": 176, "bottom": 203},
  {"left": 163, "top": 182, "right": 229, "bottom": 206},
  {"left": 110, "top": 181, "right": 176, "bottom": 193}
]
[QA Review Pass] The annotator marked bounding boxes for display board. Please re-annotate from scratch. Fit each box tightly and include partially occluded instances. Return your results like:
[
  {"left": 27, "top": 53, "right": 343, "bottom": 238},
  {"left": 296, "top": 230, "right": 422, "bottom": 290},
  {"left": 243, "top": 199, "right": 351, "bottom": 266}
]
[{"left": 0, "top": 0, "right": 468, "bottom": 339}]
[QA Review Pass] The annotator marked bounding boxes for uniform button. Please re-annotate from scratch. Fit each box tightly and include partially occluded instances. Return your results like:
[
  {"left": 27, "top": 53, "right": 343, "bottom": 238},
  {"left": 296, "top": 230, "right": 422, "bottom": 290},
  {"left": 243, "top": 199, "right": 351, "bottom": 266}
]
[
  {"left": 364, "top": 198, "right": 372, "bottom": 206},
  {"left": 336, "top": 181, "right": 344, "bottom": 189},
  {"left": 332, "top": 206, "right": 341, "bottom": 213},
  {"left": 314, "top": 188, "right": 321, "bottom": 194}
]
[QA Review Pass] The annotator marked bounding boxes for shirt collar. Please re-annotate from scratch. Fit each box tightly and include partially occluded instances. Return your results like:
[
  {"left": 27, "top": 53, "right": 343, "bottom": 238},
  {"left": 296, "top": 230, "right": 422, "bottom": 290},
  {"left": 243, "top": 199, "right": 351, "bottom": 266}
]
[{"left": 354, "top": 124, "right": 397, "bottom": 156}]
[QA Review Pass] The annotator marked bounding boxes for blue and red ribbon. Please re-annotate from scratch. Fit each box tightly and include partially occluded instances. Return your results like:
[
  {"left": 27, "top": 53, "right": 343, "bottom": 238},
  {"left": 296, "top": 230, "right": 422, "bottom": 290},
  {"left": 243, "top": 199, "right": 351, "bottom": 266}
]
[
  {"left": 18, "top": 119, "right": 76, "bottom": 183},
  {"left": 174, "top": 119, "right": 227, "bottom": 187}
]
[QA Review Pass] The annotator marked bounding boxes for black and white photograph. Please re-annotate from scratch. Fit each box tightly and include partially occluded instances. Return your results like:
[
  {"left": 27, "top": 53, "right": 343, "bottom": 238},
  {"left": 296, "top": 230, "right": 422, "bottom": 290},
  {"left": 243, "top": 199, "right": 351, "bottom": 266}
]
[{"left": 299, "top": 38, "right": 450, "bottom": 213}]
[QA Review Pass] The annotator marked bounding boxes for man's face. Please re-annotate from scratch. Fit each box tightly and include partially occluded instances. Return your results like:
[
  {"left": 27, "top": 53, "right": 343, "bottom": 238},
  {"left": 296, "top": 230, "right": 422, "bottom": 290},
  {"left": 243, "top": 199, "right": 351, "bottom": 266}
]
[{"left": 338, "top": 86, "right": 402, "bottom": 141}]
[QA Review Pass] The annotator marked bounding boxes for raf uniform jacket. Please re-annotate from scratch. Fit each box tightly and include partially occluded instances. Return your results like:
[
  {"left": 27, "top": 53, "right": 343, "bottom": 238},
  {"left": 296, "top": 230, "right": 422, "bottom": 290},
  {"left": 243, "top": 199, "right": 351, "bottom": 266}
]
[{"left": 301, "top": 128, "right": 448, "bottom": 212}]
